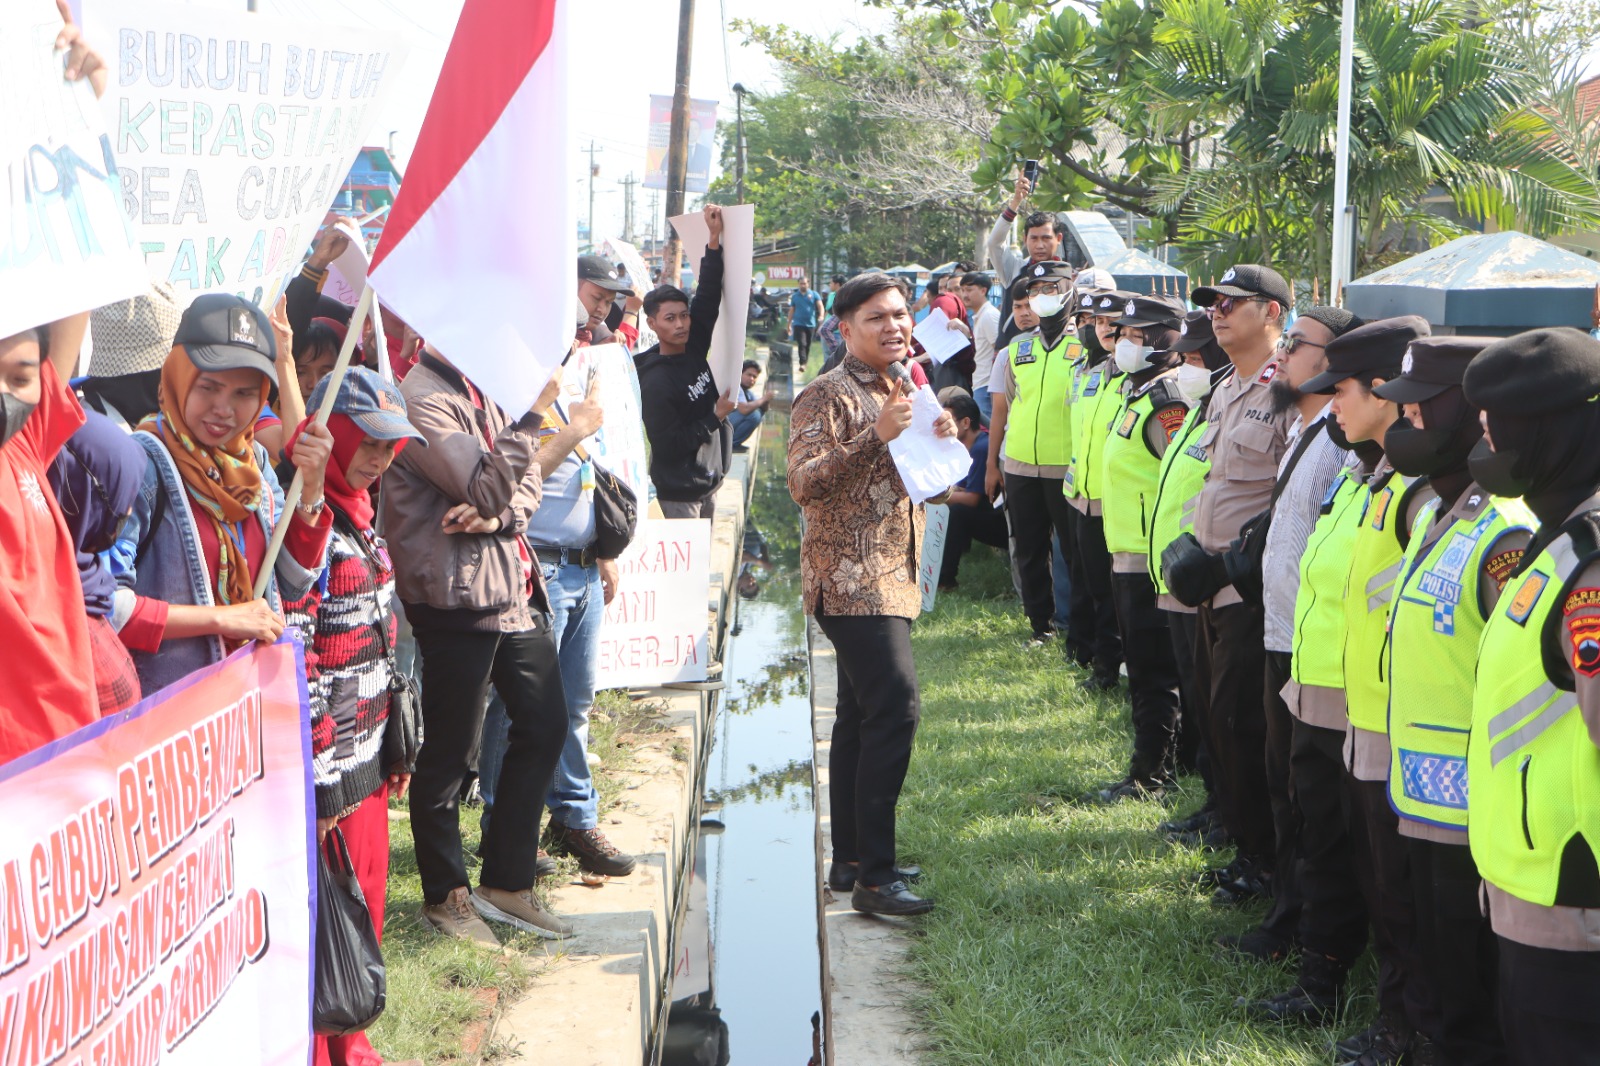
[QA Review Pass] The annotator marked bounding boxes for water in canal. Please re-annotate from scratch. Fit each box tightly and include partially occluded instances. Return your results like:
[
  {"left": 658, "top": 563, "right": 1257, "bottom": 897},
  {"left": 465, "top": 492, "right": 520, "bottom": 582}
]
[{"left": 659, "top": 374, "right": 825, "bottom": 1066}]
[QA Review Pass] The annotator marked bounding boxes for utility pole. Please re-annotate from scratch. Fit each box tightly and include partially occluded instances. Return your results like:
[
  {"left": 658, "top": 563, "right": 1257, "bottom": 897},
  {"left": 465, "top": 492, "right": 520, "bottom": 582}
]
[
  {"left": 648, "top": 189, "right": 661, "bottom": 272},
  {"left": 584, "top": 140, "right": 603, "bottom": 251},
  {"left": 662, "top": 0, "right": 695, "bottom": 284},
  {"left": 620, "top": 173, "right": 638, "bottom": 244},
  {"left": 1330, "top": 0, "right": 1357, "bottom": 304}
]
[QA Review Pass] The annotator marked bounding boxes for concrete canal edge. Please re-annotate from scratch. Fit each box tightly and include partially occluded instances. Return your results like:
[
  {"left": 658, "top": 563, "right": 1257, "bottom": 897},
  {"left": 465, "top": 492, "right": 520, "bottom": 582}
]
[{"left": 493, "top": 390, "right": 759, "bottom": 1063}]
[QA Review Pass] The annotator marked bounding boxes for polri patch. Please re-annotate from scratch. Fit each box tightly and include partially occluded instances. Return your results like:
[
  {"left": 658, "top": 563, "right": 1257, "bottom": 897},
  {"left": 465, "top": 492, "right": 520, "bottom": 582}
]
[
  {"left": 1571, "top": 615, "right": 1600, "bottom": 677},
  {"left": 1156, "top": 406, "right": 1188, "bottom": 440},
  {"left": 1507, "top": 573, "right": 1548, "bottom": 625},
  {"left": 1257, "top": 362, "right": 1278, "bottom": 384}
]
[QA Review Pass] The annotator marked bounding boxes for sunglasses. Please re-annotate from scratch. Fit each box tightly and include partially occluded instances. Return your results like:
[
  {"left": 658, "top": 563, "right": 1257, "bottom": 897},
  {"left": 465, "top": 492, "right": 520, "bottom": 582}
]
[
  {"left": 1278, "top": 334, "right": 1326, "bottom": 355},
  {"left": 1208, "top": 295, "right": 1271, "bottom": 317}
]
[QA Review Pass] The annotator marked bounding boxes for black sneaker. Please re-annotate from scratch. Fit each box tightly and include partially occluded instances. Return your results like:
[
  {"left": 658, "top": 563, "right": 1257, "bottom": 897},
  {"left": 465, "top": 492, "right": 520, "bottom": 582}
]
[
  {"left": 1241, "top": 982, "right": 1340, "bottom": 1025},
  {"left": 1338, "top": 1025, "right": 1412, "bottom": 1066},
  {"left": 1213, "top": 867, "right": 1274, "bottom": 907},
  {"left": 1336, "top": 1020, "right": 1392, "bottom": 1060},
  {"left": 1159, "top": 806, "right": 1217, "bottom": 838},
  {"left": 826, "top": 861, "right": 922, "bottom": 893},
  {"left": 1215, "top": 927, "right": 1296, "bottom": 964},
  {"left": 1083, "top": 774, "right": 1173, "bottom": 805},
  {"left": 545, "top": 821, "right": 637, "bottom": 877}
]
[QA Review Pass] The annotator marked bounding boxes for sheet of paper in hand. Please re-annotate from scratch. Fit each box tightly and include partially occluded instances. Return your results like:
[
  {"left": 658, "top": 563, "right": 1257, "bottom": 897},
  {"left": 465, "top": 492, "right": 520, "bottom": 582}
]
[
  {"left": 889, "top": 384, "right": 971, "bottom": 504},
  {"left": 912, "top": 307, "right": 969, "bottom": 365}
]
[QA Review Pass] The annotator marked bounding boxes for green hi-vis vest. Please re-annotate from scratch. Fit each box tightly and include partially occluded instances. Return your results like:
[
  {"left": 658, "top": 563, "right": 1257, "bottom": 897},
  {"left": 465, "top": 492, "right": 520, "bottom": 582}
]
[
  {"left": 1003, "top": 333, "right": 1081, "bottom": 468},
  {"left": 1148, "top": 407, "right": 1212, "bottom": 595},
  {"left": 1290, "top": 469, "right": 1364, "bottom": 689},
  {"left": 1101, "top": 376, "right": 1188, "bottom": 556},
  {"left": 1064, "top": 359, "right": 1124, "bottom": 501},
  {"left": 1343, "top": 471, "right": 1426, "bottom": 735},
  {"left": 1470, "top": 521, "right": 1600, "bottom": 908},
  {"left": 1387, "top": 494, "right": 1534, "bottom": 830}
]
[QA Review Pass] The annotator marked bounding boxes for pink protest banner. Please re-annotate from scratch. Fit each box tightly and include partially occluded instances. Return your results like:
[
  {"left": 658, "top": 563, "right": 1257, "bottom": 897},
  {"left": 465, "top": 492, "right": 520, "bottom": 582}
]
[{"left": 0, "top": 640, "right": 315, "bottom": 1066}]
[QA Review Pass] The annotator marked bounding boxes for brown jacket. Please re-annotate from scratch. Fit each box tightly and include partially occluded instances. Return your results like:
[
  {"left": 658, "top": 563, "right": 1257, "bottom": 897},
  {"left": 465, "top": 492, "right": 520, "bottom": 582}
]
[
  {"left": 382, "top": 354, "right": 549, "bottom": 631},
  {"left": 788, "top": 354, "right": 924, "bottom": 619}
]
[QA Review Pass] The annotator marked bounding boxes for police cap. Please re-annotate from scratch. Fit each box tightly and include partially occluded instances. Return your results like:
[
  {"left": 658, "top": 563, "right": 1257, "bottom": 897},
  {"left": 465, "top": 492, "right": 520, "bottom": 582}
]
[
  {"left": 1301, "top": 315, "right": 1430, "bottom": 396},
  {"left": 1463, "top": 328, "right": 1600, "bottom": 417},
  {"left": 1115, "top": 294, "right": 1187, "bottom": 329},
  {"left": 1173, "top": 310, "right": 1214, "bottom": 353},
  {"left": 1372, "top": 336, "right": 1497, "bottom": 405}
]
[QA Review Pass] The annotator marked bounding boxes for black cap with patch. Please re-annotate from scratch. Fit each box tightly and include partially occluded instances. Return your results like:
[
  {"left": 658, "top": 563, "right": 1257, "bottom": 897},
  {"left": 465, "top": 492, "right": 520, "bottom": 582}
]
[
  {"left": 1173, "top": 310, "right": 1214, "bottom": 352},
  {"left": 1115, "top": 294, "right": 1187, "bottom": 329},
  {"left": 1190, "top": 264, "right": 1292, "bottom": 310},
  {"left": 1463, "top": 328, "right": 1600, "bottom": 417},
  {"left": 1091, "top": 289, "right": 1140, "bottom": 319},
  {"left": 1019, "top": 260, "right": 1075, "bottom": 287},
  {"left": 173, "top": 293, "right": 278, "bottom": 387},
  {"left": 1301, "top": 315, "right": 1430, "bottom": 395},
  {"left": 1372, "top": 336, "right": 1497, "bottom": 405},
  {"left": 577, "top": 254, "right": 633, "bottom": 293}
]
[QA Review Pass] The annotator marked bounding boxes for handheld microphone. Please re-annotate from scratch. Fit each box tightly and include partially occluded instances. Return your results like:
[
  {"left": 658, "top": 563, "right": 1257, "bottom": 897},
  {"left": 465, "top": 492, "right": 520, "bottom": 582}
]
[{"left": 886, "top": 360, "right": 914, "bottom": 389}]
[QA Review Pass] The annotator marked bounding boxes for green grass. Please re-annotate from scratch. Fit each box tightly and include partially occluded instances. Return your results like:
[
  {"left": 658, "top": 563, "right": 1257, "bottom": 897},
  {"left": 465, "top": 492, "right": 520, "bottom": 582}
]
[
  {"left": 368, "top": 687, "right": 665, "bottom": 1062},
  {"left": 898, "top": 545, "right": 1379, "bottom": 1066}
]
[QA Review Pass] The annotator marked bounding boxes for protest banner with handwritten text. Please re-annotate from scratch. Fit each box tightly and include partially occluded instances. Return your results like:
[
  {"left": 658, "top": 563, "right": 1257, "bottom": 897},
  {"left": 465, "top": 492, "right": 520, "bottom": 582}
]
[
  {"left": 0, "top": 1, "right": 147, "bottom": 339},
  {"left": 597, "top": 519, "right": 711, "bottom": 690},
  {"left": 83, "top": 0, "right": 406, "bottom": 309},
  {"left": 0, "top": 641, "right": 315, "bottom": 1065}
]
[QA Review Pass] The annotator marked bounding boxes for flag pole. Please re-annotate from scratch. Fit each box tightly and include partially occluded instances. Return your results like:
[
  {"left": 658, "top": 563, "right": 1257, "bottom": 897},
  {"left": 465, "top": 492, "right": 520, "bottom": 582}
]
[
  {"left": 252, "top": 283, "right": 376, "bottom": 600},
  {"left": 1330, "top": 0, "right": 1356, "bottom": 306}
]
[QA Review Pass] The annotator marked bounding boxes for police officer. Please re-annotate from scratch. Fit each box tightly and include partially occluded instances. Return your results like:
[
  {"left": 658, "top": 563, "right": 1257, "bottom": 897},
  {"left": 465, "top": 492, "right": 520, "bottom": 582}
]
[
  {"left": 1085, "top": 294, "right": 1192, "bottom": 801},
  {"left": 1064, "top": 289, "right": 1135, "bottom": 687},
  {"left": 1162, "top": 264, "right": 1293, "bottom": 901},
  {"left": 1463, "top": 328, "right": 1600, "bottom": 1066},
  {"left": 1152, "top": 311, "right": 1233, "bottom": 844},
  {"left": 1254, "top": 317, "right": 1440, "bottom": 1061},
  {"left": 1373, "top": 336, "right": 1532, "bottom": 1065},
  {"left": 985, "top": 261, "right": 1081, "bottom": 646}
]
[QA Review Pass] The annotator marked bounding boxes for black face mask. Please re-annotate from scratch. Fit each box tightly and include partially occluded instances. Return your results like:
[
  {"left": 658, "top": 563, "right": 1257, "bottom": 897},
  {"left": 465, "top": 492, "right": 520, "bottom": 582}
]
[
  {"left": 0, "top": 394, "right": 37, "bottom": 449},
  {"left": 1075, "top": 322, "right": 1103, "bottom": 354},
  {"left": 1467, "top": 437, "right": 1530, "bottom": 499},
  {"left": 1385, "top": 423, "right": 1460, "bottom": 478}
]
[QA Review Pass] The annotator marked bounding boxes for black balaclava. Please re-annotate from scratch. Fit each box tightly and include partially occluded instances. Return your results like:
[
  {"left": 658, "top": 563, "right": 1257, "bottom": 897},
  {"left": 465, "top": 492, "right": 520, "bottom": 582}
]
[
  {"left": 1131, "top": 324, "right": 1181, "bottom": 385},
  {"left": 1385, "top": 386, "right": 1483, "bottom": 508},
  {"left": 1076, "top": 314, "right": 1108, "bottom": 363},
  {"left": 1038, "top": 301, "right": 1071, "bottom": 349},
  {"left": 1475, "top": 405, "right": 1600, "bottom": 535},
  {"left": 1197, "top": 337, "right": 1230, "bottom": 372}
]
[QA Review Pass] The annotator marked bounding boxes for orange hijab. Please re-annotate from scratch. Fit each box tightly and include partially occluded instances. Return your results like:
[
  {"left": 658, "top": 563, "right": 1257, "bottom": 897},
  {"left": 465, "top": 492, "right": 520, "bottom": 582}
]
[{"left": 137, "top": 346, "right": 269, "bottom": 607}]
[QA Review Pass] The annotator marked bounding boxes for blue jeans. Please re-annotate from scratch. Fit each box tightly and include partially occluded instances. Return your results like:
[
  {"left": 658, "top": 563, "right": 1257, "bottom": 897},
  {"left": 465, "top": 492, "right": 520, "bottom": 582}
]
[
  {"left": 973, "top": 385, "right": 993, "bottom": 424},
  {"left": 729, "top": 408, "right": 764, "bottom": 446},
  {"left": 479, "top": 558, "right": 602, "bottom": 830}
]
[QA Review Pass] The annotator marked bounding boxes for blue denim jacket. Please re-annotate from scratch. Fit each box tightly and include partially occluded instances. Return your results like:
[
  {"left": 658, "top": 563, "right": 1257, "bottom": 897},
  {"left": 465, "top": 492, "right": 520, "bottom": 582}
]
[{"left": 108, "top": 431, "right": 322, "bottom": 696}]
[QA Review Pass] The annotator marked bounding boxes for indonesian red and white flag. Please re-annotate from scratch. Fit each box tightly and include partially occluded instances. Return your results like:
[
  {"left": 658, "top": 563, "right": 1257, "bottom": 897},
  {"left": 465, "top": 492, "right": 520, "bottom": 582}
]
[{"left": 369, "top": 0, "right": 573, "bottom": 415}]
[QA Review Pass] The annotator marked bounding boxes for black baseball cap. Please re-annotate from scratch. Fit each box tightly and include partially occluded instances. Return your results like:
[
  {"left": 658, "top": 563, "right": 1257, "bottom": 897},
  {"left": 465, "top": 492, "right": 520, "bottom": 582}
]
[
  {"left": 577, "top": 255, "right": 633, "bottom": 293},
  {"left": 1302, "top": 315, "right": 1431, "bottom": 395},
  {"left": 1191, "top": 264, "right": 1292, "bottom": 310},
  {"left": 1173, "top": 310, "right": 1215, "bottom": 352},
  {"left": 174, "top": 293, "right": 278, "bottom": 387},
  {"left": 1115, "top": 294, "right": 1186, "bottom": 329},
  {"left": 1464, "top": 328, "right": 1600, "bottom": 417},
  {"left": 1372, "top": 336, "right": 1497, "bottom": 405}
]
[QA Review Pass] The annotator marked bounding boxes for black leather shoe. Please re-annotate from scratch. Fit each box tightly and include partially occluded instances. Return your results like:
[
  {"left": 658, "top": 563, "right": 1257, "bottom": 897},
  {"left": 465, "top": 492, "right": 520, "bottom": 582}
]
[
  {"left": 1084, "top": 672, "right": 1120, "bottom": 692},
  {"left": 827, "top": 861, "right": 922, "bottom": 893},
  {"left": 1159, "top": 806, "right": 1217, "bottom": 838},
  {"left": 1171, "top": 824, "right": 1232, "bottom": 850},
  {"left": 1338, "top": 1025, "right": 1412, "bottom": 1066},
  {"left": 1336, "top": 1021, "right": 1384, "bottom": 1060},
  {"left": 1083, "top": 774, "right": 1173, "bottom": 805},
  {"left": 1240, "top": 983, "right": 1340, "bottom": 1025},
  {"left": 1215, "top": 927, "right": 1295, "bottom": 963},
  {"left": 1213, "top": 868, "right": 1274, "bottom": 907},
  {"left": 851, "top": 880, "right": 935, "bottom": 916},
  {"left": 1197, "top": 860, "right": 1246, "bottom": 889}
]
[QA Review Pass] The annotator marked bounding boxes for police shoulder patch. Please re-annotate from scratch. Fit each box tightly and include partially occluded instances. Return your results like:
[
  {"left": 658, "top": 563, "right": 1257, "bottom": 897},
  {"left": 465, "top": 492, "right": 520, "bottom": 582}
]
[
  {"left": 1257, "top": 362, "right": 1278, "bottom": 384},
  {"left": 1156, "top": 405, "right": 1188, "bottom": 441},
  {"left": 1564, "top": 587, "right": 1600, "bottom": 615},
  {"left": 1484, "top": 549, "right": 1524, "bottom": 590},
  {"left": 1570, "top": 612, "right": 1600, "bottom": 677}
]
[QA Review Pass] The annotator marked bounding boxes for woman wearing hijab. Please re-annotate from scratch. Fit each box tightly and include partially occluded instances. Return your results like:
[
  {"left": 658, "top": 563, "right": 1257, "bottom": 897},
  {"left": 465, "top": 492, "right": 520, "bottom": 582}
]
[
  {"left": 283, "top": 367, "right": 424, "bottom": 1066},
  {"left": 48, "top": 410, "right": 149, "bottom": 714},
  {"left": 109, "top": 294, "right": 334, "bottom": 696}
]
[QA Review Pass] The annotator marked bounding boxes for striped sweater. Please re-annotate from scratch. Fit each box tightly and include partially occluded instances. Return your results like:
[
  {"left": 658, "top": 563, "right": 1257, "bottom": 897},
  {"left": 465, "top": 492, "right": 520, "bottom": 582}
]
[{"left": 284, "top": 523, "right": 397, "bottom": 817}]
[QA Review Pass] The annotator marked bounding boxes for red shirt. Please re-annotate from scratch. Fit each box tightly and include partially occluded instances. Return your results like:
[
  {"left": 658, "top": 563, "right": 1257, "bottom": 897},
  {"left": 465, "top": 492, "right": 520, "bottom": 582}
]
[{"left": 0, "top": 362, "right": 95, "bottom": 765}]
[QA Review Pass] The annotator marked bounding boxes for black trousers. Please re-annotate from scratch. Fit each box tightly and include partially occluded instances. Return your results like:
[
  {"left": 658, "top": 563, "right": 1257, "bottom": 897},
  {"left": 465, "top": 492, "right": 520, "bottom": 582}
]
[
  {"left": 1408, "top": 837, "right": 1505, "bottom": 1064},
  {"left": 1167, "top": 609, "right": 1213, "bottom": 793},
  {"left": 1291, "top": 718, "right": 1367, "bottom": 965},
  {"left": 793, "top": 325, "right": 815, "bottom": 365},
  {"left": 1348, "top": 772, "right": 1437, "bottom": 1037},
  {"left": 1003, "top": 473, "right": 1074, "bottom": 639},
  {"left": 1498, "top": 937, "right": 1600, "bottom": 1066},
  {"left": 1068, "top": 508, "right": 1121, "bottom": 680},
  {"left": 941, "top": 500, "right": 1008, "bottom": 585},
  {"left": 1063, "top": 508, "right": 1095, "bottom": 665},
  {"left": 411, "top": 622, "right": 567, "bottom": 904},
  {"left": 1194, "top": 600, "right": 1272, "bottom": 864},
  {"left": 1110, "top": 571, "right": 1179, "bottom": 778},
  {"left": 816, "top": 612, "right": 921, "bottom": 887},
  {"left": 1259, "top": 650, "right": 1303, "bottom": 942}
]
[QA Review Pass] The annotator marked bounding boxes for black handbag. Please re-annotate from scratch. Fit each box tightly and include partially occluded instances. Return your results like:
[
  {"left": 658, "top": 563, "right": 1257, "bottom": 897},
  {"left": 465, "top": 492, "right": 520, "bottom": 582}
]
[
  {"left": 1224, "top": 418, "right": 1329, "bottom": 606},
  {"left": 312, "top": 827, "right": 387, "bottom": 1035},
  {"left": 590, "top": 460, "right": 638, "bottom": 560}
]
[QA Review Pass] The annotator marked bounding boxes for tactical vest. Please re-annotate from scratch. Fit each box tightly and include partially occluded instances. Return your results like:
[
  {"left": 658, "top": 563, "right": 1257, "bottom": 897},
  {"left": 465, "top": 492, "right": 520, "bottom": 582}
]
[
  {"left": 1148, "top": 407, "right": 1212, "bottom": 594},
  {"left": 1290, "top": 469, "right": 1363, "bottom": 689},
  {"left": 1003, "top": 333, "right": 1080, "bottom": 468},
  {"left": 1387, "top": 494, "right": 1533, "bottom": 829},
  {"left": 1470, "top": 515, "right": 1600, "bottom": 908},
  {"left": 1064, "top": 358, "right": 1124, "bottom": 501},
  {"left": 1343, "top": 471, "right": 1426, "bottom": 734},
  {"left": 1101, "top": 376, "right": 1188, "bottom": 556}
]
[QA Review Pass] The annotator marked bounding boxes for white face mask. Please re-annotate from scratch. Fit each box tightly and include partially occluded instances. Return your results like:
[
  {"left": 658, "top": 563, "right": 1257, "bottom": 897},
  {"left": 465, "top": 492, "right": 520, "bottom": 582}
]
[
  {"left": 1029, "top": 292, "right": 1065, "bottom": 318},
  {"left": 1175, "top": 362, "right": 1212, "bottom": 402},
  {"left": 1114, "top": 337, "right": 1154, "bottom": 374}
]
